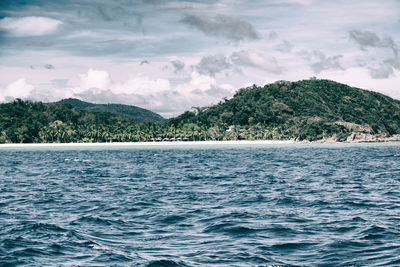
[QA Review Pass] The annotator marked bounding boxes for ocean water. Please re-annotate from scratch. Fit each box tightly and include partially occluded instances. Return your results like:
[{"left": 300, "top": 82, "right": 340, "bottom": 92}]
[{"left": 1, "top": 143, "right": 400, "bottom": 266}]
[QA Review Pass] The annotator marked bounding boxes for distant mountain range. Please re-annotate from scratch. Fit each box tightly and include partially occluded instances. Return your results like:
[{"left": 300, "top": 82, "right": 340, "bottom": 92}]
[{"left": 55, "top": 98, "right": 166, "bottom": 124}]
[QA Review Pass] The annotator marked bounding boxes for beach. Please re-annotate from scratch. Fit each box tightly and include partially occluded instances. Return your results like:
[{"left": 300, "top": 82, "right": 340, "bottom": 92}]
[
  {"left": 0, "top": 140, "right": 295, "bottom": 149},
  {"left": 1, "top": 139, "right": 400, "bottom": 151}
]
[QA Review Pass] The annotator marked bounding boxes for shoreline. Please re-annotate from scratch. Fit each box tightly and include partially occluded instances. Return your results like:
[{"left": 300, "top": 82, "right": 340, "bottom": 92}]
[
  {"left": 0, "top": 140, "right": 294, "bottom": 148},
  {"left": 0, "top": 139, "right": 400, "bottom": 150}
]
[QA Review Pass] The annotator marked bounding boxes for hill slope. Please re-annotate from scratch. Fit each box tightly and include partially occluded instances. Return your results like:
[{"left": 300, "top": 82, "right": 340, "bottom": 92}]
[
  {"left": 169, "top": 79, "right": 400, "bottom": 141},
  {"left": 1, "top": 79, "right": 400, "bottom": 143},
  {"left": 0, "top": 99, "right": 142, "bottom": 143},
  {"left": 55, "top": 98, "right": 166, "bottom": 124}
]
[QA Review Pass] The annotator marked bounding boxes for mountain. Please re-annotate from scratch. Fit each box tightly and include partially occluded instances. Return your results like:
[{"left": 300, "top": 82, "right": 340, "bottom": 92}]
[
  {"left": 0, "top": 99, "right": 138, "bottom": 143},
  {"left": 55, "top": 98, "right": 166, "bottom": 124},
  {"left": 1, "top": 79, "right": 400, "bottom": 143},
  {"left": 168, "top": 79, "right": 400, "bottom": 141}
]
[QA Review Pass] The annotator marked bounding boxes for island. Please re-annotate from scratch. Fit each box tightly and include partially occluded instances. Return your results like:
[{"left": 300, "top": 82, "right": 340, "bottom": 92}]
[{"left": 1, "top": 79, "right": 400, "bottom": 144}]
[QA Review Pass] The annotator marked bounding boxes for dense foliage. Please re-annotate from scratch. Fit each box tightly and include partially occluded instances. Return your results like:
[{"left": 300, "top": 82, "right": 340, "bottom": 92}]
[
  {"left": 0, "top": 99, "right": 208, "bottom": 143},
  {"left": 0, "top": 99, "right": 143, "bottom": 143},
  {"left": 1, "top": 79, "right": 400, "bottom": 143},
  {"left": 56, "top": 98, "right": 166, "bottom": 124},
  {"left": 169, "top": 79, "right": 400, "bottom": 141}
]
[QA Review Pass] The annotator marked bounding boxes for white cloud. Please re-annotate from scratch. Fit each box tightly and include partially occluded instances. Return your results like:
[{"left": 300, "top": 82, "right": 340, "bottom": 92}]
[
  {"left": 70, "top": 70, "right": 234, "bottom": 117},
  {"left": 0, "top": 16, "right": 62, "bottom": 36},
  {"left": 182, "top": 72, "right": 217, "bottom": 92},
  {"left": 112, "top": 75, "right": 171, "bottom": 95},
  {"left": 177, "top": 72, "right": 235, "bottom": 97},
  {"left": 75, "top": 69, "right": 111, "bottom": 94},
  {"left": 73, "top": 69, "right": 172, "bottom": 96},
  {"left": 0, "top": 78, "right": 34, "bottom": 102}
]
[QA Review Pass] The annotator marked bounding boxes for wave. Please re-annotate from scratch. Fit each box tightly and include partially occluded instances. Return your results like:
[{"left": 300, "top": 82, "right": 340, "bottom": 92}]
[{"left": 1, "top": 145, "right": 400, "bottom": 265}]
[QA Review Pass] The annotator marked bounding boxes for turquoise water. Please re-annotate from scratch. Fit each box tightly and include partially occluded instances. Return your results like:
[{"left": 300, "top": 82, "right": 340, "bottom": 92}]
[{"left": 1, "top": 143, "right": 400, "bottom": 266}]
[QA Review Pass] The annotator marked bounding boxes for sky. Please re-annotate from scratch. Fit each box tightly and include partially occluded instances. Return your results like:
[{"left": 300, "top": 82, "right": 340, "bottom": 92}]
[{"left": 0, "top": 0, "right": 399, "bottom": 117}]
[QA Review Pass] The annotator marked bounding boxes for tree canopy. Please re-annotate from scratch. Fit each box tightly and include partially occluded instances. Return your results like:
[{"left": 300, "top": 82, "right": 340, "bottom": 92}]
[{"left": 1, "top": 79, "right": 400, "bottom": 143}]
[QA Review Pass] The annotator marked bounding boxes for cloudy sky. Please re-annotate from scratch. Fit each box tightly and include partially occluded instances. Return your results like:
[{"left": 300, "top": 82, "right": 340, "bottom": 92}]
[{"left": 0, "top": 0, "right": 399, "bottom": 117}]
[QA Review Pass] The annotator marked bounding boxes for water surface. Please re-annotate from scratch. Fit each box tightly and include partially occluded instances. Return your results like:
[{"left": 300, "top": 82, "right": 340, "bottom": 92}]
[{"left": 1, "top": 143, "right": 400, "bottom": 266}]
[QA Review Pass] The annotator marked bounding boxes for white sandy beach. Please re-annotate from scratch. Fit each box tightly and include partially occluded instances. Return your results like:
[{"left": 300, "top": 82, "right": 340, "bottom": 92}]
[
  {"left": 1, "top": 140, "right": 400, "bottom": 150},
  {"left": 0, "top": 140, "right": 295, "bottom": 149}
]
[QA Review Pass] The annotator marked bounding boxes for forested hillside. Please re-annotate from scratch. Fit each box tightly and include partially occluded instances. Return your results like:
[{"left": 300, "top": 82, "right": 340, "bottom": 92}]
[
  {"left": 1, "top": 79, "right": 400, "bottom": 143},
  {"left": 169, "top": 79, "right": 400, "bottom": 141},
  {"left": 56, "top": 98, "right": 166, "bottom": 123},
  {"left": 0, "top": 100, "right": 145, "bottom": 143}
]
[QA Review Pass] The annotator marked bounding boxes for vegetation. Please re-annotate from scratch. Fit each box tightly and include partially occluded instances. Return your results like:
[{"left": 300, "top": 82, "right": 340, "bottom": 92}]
[
  {"left": 55, "top": 98, "right": 166, "bottom": 123},
  {"left": 1, "top": 79, "right": 400, "bottom": 143},
  {"left": 0, "top": 99, "right": 146, "bottom": 143},
  {"left": 169, "top": 79, "right": 400, "bottom": 141}
]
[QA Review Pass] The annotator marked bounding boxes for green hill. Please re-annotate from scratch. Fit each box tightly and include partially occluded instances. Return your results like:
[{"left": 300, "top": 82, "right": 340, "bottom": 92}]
[
  {"left": 0, "top": 99, "right": 144, "bottom": 143},
  {"left": 169, "top": 79, "right": 400, "bottom": 141},
  {"left": 55, "top": 98, "right": 166, "bottom": 124},
  {"left": 1, "top": 79, "right": 400, "bottom": 143}
]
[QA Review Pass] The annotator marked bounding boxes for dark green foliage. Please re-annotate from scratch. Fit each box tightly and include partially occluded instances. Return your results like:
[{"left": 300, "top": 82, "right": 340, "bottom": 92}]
[
  {"left": 55, "top": 98, "right": 166, "bottom": 124},
  {"left": 1, "top": 79, "right": 400, "bottom": 143},
  {"left": 168, "top": 79, "right": 400, "bottom": 141},
  {"left": 0, "top": 100, "right": 138, "bottom": 143}
]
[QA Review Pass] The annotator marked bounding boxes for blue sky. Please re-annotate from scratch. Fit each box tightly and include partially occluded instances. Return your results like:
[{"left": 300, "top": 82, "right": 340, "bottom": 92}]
[{"left": 0, "top": 0, "right": 399, "bottom": 117}]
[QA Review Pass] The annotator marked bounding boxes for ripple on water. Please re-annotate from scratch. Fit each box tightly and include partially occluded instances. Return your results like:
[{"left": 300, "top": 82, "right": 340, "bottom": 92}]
[{"left": 1, "top": 144, "right": 400, "bottom": 266}]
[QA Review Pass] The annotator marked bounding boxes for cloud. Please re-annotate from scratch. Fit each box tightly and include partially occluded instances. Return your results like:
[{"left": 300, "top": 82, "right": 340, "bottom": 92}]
[
  {"left": 367, "top": 57, "right": 400, "bottom": 79},
  {"left": 43, "top": 68, "right": 174, "bottom": 114},
  {"left": 180, "top": 14, "right": 259, "bottom": 40},
  {"left": 71, "top": 70, "right": 234, "bottom": 116},
  {"left": 368, "top": 64, "right": 394, "bottom": 79},
  {"left": 195, "top": 54, "right": 231, "bottom": 76},
  {"left": 204, "top": 86, "right": 233, "bottom": 98},
  {"left": 180, "top": 72, "right": 218, "bottom": 92},
  {"left": 74, "top": 69, "right": 112, "bottom": 94},
  {"left": 349, "top": 31, "right": 400, "bottom": 79},
  {"left": 0, "top": 16, "right": 62, "bottom": 36},
  {"left": 51, "top": 79, "right": 69, "bottom": 88},
  {"left": 71, "top": 68, "right": 172, "bottom": 97},
  {"left": 97, "top": 6, "right": 112, "bottom": 21},
  {"left": 230, "top": 50, "right": 282, "bottom": 73},
  {"left": 44, "top": 64, "right": 55, "bottom": 70},
  {"left": 111, "top": 74, "right": 171, "bottom": 95},
  {"left": 171, "top": 60, "right": 185, "bottom": 74},
  {"left": 276, "top": 40, "right": 293, "bottom": 53},
  {"left": 349, "top": 30, "right": 398, "bottom": 55},
  {"left": 299, "top": 50, "right": 343, "bottom": 73},
  {"left": 143, "top": 0, "right": 223, "bottom": 10},
  {"left": 350, "top": 30, "right": 381, "bottom": 47},
  {"left": 0, "top": 78, "right": 34, "bottom": 102},
  {"left": 176, "top": 71, "right": 234, "bottom": 99},
  {"left": 385, "top": 57, "right": 400, "bottom": 70},
  {"left": 194, "top": 51, "right": 283, "bottom": 76},
  {"left": 278, "top": 0, "right": 313, "bottom": 5},
  {"left": 310, "top": 51, "right": 343, "bottom": 73},
  {"left": 268, "top": 31, "right": 278, "bottom": 40}
]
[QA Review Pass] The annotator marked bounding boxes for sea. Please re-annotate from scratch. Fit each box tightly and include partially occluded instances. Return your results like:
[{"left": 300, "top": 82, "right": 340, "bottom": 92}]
[{"left": 1, "top": 142, "right": 400, "bottom": 266}]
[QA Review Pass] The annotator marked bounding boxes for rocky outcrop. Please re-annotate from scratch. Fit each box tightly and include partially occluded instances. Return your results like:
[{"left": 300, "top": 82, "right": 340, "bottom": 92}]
[{"left": 346, "top": 132, "right": 400, "bottom": 143}]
